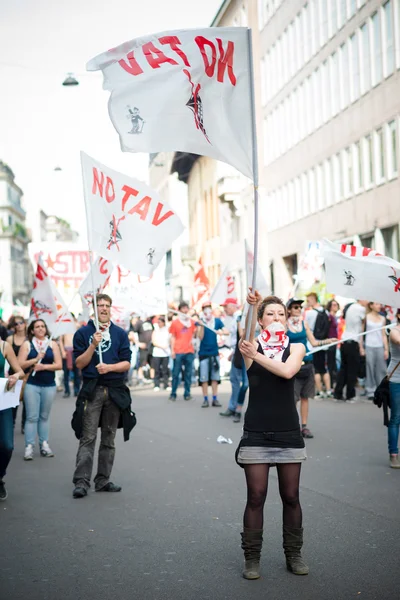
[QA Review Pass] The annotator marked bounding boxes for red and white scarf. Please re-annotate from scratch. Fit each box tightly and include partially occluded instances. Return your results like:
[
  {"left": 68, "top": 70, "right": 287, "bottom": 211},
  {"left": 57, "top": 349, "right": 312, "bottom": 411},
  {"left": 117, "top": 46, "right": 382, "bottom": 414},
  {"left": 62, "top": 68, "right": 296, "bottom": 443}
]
[
  {"left": 257, "top": 322, "right": 289, "bottom": 361},
  {"left": 288, "top": 315, "right": 303, "bottom": 334},
  {"left": 98, "top": 321, "right": 111, "bottom": 342},
  {"left": 32, "top": 336, "right": 49, "bottom": 354}
]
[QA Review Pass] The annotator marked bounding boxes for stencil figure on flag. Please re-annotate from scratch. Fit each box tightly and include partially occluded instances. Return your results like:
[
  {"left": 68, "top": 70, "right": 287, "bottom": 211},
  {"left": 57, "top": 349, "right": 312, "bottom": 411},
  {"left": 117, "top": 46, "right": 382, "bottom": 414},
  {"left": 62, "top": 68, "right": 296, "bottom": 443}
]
[
  {"left": 191, "top": 257, "right": 210, "bottom": 309},
  {"left": 210, "top": 265, "right": 237, "bottom": 306},
  {"left": 79, "top": 256, "right": 113, "bottom": 309},
  {"left": 81, "top": 152, "right": 184, "bottom": 277},
  {"left": 86, "top": 28, "right": 252, "bottom": 179},
  {"left": 30, "top": 255, "right": 75, "bottom": 335},
  {"left": 322, "top": 239, "right": 400, "bottom": 308}
]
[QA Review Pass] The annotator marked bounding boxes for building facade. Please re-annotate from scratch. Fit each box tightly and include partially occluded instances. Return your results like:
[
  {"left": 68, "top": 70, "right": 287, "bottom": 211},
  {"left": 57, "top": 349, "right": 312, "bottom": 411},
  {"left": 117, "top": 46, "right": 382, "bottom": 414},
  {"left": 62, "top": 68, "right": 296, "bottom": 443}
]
[
  {"left": 260, "top": 0, "right": 400, "bottom": 296},
  {"left": 0, "top": 161, "right": 32, "bottom": 305}
]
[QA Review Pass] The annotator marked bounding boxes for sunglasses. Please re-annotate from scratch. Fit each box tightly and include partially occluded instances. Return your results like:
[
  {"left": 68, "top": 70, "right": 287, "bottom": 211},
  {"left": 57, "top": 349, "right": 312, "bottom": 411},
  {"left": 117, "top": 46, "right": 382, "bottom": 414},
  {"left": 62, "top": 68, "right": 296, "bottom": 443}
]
[
  {"left": 291, "top": 305, "right": 302, "bottom": 310},
  {"left": 15, "top": 321, "right": 24, "bottom": 325}
]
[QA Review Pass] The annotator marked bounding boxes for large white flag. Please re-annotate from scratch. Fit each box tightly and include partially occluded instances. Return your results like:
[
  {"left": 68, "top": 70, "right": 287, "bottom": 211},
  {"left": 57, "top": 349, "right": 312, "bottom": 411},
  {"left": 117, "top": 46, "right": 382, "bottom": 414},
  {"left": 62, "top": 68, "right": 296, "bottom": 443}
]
[
  {"left": 81, "top": 152, "right": 184, "bottom": 276},
  {"left": 79, "top": 257, "right": 113, "bottom": 306},
  {"left": 322, "top": 239, "right": 400, "bottom": 307},
  {"left": 210, "top": 265, "right": 237, "bottom": 305},
  {"left": 191, "top": 256, "right": 210, "bottom": 309},
  {"left": 30, "top": 255, "right": 75, "bottom": 335},
  {"left": 245, "top": 240, "right": 269, "bottom": 295},
  {"left": 86, "top": 28, "right": 252, "bottom": 179}
]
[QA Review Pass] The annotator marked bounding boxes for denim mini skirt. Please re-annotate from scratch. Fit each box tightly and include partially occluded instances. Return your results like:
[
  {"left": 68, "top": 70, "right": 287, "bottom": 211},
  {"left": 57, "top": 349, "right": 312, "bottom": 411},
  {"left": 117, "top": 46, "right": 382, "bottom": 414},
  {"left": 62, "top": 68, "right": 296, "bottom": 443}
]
[{"left": 236, "top": 445, "right": 307, "bottom": 466}]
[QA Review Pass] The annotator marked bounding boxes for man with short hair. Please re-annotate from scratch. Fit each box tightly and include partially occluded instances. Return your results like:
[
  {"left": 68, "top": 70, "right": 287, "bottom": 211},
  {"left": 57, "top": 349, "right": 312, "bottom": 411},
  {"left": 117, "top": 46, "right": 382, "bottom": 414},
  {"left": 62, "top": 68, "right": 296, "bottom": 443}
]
[
  {"left": 72, "top": 294, "right": 133, "bottom": 499},
  {"left": 197, "top": 302, "right": 227, "bottom": 408},
  {"left": 169, "top": 301, "right": 197, "bottom": 401}
]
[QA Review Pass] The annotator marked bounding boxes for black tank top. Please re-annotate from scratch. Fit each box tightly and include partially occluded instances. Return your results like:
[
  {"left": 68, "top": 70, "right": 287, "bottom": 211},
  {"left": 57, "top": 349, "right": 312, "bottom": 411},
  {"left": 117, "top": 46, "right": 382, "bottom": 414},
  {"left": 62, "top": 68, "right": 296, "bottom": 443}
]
[
  {"left": 243, "top": 343, "right": 303, "bottom": 444},
  {"left": 8, "top": 335, "right": 24, "bottom": 375}
]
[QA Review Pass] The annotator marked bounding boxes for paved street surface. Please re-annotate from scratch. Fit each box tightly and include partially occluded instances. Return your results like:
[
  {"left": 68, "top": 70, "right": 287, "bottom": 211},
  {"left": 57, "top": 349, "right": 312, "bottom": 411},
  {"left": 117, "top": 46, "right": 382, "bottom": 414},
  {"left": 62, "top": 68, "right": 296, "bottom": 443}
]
[{"left": 1, "top": 382, "right": 399, "bottom": 600}]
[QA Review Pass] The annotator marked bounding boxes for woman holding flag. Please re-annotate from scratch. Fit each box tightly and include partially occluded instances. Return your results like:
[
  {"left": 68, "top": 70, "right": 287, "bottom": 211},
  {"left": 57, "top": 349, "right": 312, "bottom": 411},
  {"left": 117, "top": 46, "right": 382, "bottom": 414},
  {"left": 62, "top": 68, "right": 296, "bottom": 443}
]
[
  {"left": 236, "top": 289, "right": 309, "bottom": 580},
  {"left": 18, "top": 320, "right": 62, "bottom": 461}
]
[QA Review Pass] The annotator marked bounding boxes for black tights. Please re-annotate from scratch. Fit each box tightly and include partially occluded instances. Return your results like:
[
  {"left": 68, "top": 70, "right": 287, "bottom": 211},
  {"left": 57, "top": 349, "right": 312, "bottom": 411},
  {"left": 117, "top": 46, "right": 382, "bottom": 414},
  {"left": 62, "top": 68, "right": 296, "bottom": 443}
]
[{"left": 243, "top": 463, "right": 302, "bottom": 530}]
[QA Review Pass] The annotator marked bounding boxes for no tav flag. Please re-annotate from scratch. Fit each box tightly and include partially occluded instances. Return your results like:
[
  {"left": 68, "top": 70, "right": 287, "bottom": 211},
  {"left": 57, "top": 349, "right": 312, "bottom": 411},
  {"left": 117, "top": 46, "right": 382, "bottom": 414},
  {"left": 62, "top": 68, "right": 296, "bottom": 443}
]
[
  {"left": 322, "top": 239, "right": 400, "bottom": 308},
  {"left": 86, "top": 28, "right": 252, "bottom": 179},
  {"left": 210, "top": 265, "right": 237, "bottom": 305},
  {"left": 30, "top": 255, "right": 75, "bottom": 335},
  {"left": 81, "top": 152, "right": 184, "bottom": 277}
]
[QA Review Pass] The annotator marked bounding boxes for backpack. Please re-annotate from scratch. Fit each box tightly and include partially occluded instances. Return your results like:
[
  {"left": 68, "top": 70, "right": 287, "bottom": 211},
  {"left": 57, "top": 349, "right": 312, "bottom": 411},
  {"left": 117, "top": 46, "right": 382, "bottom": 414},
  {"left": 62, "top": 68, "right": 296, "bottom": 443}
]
[
  {"left": 342, "top": 302, "right": 355, "bottom": 320},
  {"left": 313, "top": 309, "right": 330, "bottom": 340}
]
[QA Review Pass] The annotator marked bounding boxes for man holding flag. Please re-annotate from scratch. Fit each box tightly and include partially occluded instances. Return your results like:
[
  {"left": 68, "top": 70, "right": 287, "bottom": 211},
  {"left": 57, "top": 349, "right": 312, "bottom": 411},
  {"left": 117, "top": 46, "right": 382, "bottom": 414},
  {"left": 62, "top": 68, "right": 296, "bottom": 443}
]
[{"left": 72, "top": 294, "right": 134, "bottom": 499}]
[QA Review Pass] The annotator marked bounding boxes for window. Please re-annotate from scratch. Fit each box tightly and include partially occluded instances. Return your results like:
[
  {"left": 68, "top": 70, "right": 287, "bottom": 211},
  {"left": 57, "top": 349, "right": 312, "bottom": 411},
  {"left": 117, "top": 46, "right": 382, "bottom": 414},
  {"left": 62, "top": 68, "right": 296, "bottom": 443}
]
[
  {"left": 330, "top": 52, "right": 340, "bottom": 116},
  {"left": 382, "top": 225, "right": 400, "bottom": 260},
  {"left": 320, "top": 0, "right": 329, "bottom": 46},
  {"left": 295, "top": 177, "right": 302, "bottom": 218},
  {"left": 338, "top": 0, "right": 347, "bottom": 29},
  {"left": 295, "top": 13, "right": 302, "bottom": 71},
  {"left": 363, "top": 134, "right": 374, "bottom": 187},
  {"left": 301, "top": 173, "right": 309, "bottom": 215},
  {"left": 311, "top": 0, "right": 319, "bottom": 54},
  {"left": 395, "top": 0, "right": 400, "bottom": 68},
  {"left": 288, "top": 22, "right": 295, "bottom": 77},
  {"left": 321, "top": 60, "right": 331, "bottom": 122},
  {"left": 316, "top": 164, "right": 325, "bottom": 210},
  {"left": 349, "top": 33, "right": 360, "bottom": 101},
  {"left": 360, "top": 233, "right": 376, "bottom": 250},
  {"left": 386, "top": 119, "right": 398, "bottom": 178},
  {"left": 283, "top": 254, "right": 298, "bottom": 281},
  {"left": 339, "top": 42, "right": 350, "bottom": 109},
  {"left": 324, "top": 158, "right": 333, "bottom": 205},
  {"left": 309, "top": 168, "right": 317, "bottom": 212},
  {"left": 303, "top": 4, "right": 311, "bottom": 63},
  {"left": 360, "top": 23, "right": 371, "bottom": 94},
  {"left": 332, "top": 153, "right": 341, "bottom": 201},
  {"left": 353, "top": 141, "right": 363, "bottom": 191},
  {"left": 343, "top": 147, "right": 353, "bottom": 197},
  {"left": 349, "top": 0, "right": 357, "bottom": 17},
  {"left": 375, "top": 127, "right": 386, "bottom": 182},
  {"left": 383, "top": 1, "right": 395, "bottom": 76},
  {"left": 329, "top": 0, "right": 338, "bottom": 37},
  {"left": 371, "top": 12, "right": 383, "bottom": 85}
]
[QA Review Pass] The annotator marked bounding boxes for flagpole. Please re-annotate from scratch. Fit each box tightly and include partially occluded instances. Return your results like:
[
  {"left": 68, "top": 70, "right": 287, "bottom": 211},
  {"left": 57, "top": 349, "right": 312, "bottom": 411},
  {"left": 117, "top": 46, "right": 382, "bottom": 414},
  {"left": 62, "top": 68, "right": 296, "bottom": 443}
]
[
  {"left": 80, "top": 153, "right": 103, "bottom": 362},
  {"left": 245, "top": 27, "right": 260, "bottom": 340}
]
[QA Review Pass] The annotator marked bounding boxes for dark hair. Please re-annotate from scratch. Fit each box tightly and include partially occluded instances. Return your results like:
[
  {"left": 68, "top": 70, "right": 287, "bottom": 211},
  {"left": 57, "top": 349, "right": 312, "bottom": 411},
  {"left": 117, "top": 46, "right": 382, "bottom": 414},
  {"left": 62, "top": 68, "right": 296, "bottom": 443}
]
[
  {"left": 95, "top": 293, "right": 112, "bottom": 306},
  {"left": 7, "top": 315, "right": 26, "bottom": 330},
  {"left": 158, "top": 316, "right": 166, "bottom": 323},
  {"left": 257, "top": 296, "right": 287, "bottom": 321},
  {"left": 27, "top": 319, "right": 50, "bottom": 340},
  {"left": 397, "top": 309, "right": 400, "bottom": 323},
  {"left": 178, "top": 301, "right": 189, "bottom": 310},
  {"left": 326, "top": 299, "right": 340, "bottom": 312}
]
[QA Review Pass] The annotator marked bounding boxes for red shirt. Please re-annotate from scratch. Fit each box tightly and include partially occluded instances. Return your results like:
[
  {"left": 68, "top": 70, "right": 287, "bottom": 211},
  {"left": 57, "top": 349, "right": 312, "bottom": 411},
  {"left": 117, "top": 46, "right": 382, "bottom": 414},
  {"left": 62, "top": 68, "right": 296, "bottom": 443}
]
[{"left": 169, "top": 320, "right": 196, "bottom": 354}]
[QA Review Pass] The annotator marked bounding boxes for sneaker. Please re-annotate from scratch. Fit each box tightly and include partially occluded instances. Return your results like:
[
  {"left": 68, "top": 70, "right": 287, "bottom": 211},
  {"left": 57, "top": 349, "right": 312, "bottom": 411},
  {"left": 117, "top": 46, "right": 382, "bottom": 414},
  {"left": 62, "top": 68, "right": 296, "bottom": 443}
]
[
  {"left": 153, "top": 386, "right": 160, "bottom": 392},
  {"left": 166, "top": 386, "right": 172, "bottom": 391},
  {"left": 96, "top": 482, "right": 122, "bottom": 492},
  {"left": 169, "top": 395, "right": 176, "bottom": 402},
  {"left": 63, "top": 392, "right": 70, "bottom": 398},
  {"left": 24, "top": 444, "right": 34, "bottom": 461},
  {"left": 219, "top": 409, "right": 235, "bottom": 417},
  {"left": 184, "top": 395, "right": 192, "bottom": 401},
  {"left": 326, "top": 390, "right": 333, "bottom": 398},
  {"left": 0, "top": 480, "right": 7, "bottom": 501},
  {"left": 201, "top": 400, "right": 209, "bottom": 408},
  {"left": 390, "top": 455, "right": 400, "bottom": 469},
  {"left": 233, "top": 412, "right": 242, "bottom": 423},
  {"left": 212, "top": 400, "right": 222, "bottom": 407},
  {"left": 347, "top": 399, "right": 357, "bottom": 404},
  {"left": 40, "top": 441, "right": 55, "bottom": 457},
  {"left": 73, "top": 486, "right": 88, "bottom": 499},
  {"left": 302, "top": 427, "right": 314, "bottom": 439}
]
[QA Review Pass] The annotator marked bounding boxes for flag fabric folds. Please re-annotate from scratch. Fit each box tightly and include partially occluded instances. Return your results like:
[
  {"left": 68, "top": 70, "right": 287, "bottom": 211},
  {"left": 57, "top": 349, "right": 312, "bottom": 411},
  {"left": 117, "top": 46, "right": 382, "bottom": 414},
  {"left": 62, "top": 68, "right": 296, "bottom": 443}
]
[
  {"left": 81, "top": 152, "right": 184, "bottom": 277},
  {"left": 86, "top": 28, "right": 253, "bottom": 179},
  {"left": 322, "top": 239, "right": 400, "bottom": 308},
  {"left": 30, "top": 255, "right": 75, "bottom": 335},
  {"left": 210, "top": 265, "right": 237, "bottom": 305},
  {"left": 245, "top": 240, "right": 270, "bottom": 296},
  {"left": 191, "top": 257, "right": 210, "bottom": 309},
  {"left": 79, "top": 256, "right": 113, "bottom": 321}
]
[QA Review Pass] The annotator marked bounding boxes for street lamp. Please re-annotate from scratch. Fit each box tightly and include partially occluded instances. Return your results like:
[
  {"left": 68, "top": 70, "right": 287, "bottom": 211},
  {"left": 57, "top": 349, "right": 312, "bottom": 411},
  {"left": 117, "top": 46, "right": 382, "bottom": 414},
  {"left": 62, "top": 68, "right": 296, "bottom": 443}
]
[{"left": 62, "top": 73, "right": 79, "bottom": 87}]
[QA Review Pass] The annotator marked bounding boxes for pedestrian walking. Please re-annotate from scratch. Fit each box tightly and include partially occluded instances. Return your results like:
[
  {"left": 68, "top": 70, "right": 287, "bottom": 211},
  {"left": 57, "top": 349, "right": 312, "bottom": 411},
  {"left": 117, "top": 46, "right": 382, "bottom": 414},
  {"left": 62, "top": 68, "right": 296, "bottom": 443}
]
[
  {"left": 387, "top": 310, "right": 400, "bottom": 469},
  {"left": 197, "top": 302, "right": 226, "bottom": 408},
  {"left": 334, "top": 301, "right": 367, "bottom": 402},
  {"left": 305, "top": 292, "right": 332, "bottom": 397},
  {"left": 236, "top": 290, "right": 308, "bottom": 580},
  {"left": 72, "top": 294, "right": 134, "bottom": 499},
  {"left": 363, "top": 303, "right": 389, "bottom": 400},
  {"left": 326, "top": 300, "right": 340, "bottom": 390},
  {"left": 18, "top": 320, "right": 62, "bottom": 461},
  {"left": 151, "top": 316, "right": 170, "bottom": 391},
  {"left": 169, "top": 302, "right": 197, "bottom": 401},
  {"left": 0, "top": 340, "right": 24, "bottom": 501},
  {"left": 59, "top": 318, "right": 81, "bottom": 397},
  {"left": 6, "top": 315, "right": 27, "bottom": 430},
  {"left": 133, "top": 316, "right": 154, "bottom": 384},
  {"left": 286, "top": 298, "right": 337, "bottom": 439}
]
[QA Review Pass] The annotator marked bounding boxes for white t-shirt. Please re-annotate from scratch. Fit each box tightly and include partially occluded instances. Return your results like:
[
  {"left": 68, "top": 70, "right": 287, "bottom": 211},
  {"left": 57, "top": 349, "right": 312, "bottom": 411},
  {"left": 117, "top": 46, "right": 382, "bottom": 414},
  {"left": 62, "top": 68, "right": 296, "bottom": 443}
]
[
  {"left": 152, "top": 326, "right": 171, "bottom": 357},
  {"left": 343, "top": 303, "right": 366, "bottom": 342}
]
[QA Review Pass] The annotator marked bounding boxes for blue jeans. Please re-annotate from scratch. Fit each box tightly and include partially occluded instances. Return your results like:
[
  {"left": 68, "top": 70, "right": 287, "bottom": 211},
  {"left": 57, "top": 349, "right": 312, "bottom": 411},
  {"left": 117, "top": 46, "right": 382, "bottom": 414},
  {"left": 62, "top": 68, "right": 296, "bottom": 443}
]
[
  {"left": 24, "top": 383, "right": 56, "bottom": 447},
  {"left": 171, "top": 353, "right": 194, "bottom": 398},
  {"left": 228, "top": 361, "right": 249, "bottom": 412},
  {"left": 388, "top": 382, "right": 400, "bottom": 454},
  {"left": 0, "top": 408, "right": 14, "bottom": 479}
]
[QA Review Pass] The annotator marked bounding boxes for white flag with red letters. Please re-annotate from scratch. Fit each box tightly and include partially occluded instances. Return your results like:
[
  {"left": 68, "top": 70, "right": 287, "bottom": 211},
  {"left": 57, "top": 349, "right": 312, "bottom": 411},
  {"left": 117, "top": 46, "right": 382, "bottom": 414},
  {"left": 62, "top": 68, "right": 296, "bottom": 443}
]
[
  {"left": 86, "top": 28, "right": 253, "bottom": 179},
  {"left": 81, "top": 152, "right": 184, "bottom": 276},
  {"left": 322, "top": 239, "right": 400, "bottom": 307},
  {"left": 191, "top": 256, "right": 210, "bottom": 309},
  {"left": 79, "top": 256, "right": 113, "bottom": 307},
  {"left": 210, "top": 265, "right": 237, "bottom": 305},
  {"left": 30, "top": 255, "right": 75, "bottom": 334}
]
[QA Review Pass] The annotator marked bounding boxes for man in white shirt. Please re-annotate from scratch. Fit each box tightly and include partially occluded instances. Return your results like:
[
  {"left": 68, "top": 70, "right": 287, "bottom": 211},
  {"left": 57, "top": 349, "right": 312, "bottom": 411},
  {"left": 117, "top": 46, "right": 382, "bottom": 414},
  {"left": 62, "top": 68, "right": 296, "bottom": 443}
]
[{"left": 334, "top": 300, "right": 368, "bottom": 402}]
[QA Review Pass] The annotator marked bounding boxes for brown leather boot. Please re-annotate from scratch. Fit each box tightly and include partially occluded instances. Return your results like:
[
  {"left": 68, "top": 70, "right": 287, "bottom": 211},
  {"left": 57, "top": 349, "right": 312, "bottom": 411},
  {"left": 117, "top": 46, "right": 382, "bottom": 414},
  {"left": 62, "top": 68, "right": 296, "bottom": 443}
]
[
  {"left": 282, "top": 526, "right": 309, "bottom": 575},
  {"left": 240, "top": 528, "right": 263, "bottom": 579}
]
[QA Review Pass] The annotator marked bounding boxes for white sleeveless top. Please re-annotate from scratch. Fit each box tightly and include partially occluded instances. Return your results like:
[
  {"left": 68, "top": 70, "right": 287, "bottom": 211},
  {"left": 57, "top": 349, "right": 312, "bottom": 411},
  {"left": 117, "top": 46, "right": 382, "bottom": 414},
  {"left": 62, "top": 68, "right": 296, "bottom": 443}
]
[{"left": 365, "top": 317, "right": 385, "bottom": 348}]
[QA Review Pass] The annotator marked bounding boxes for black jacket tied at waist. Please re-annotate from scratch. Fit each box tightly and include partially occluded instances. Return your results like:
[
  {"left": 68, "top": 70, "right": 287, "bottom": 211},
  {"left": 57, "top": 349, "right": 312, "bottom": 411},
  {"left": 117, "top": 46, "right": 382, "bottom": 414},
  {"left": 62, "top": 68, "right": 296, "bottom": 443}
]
[{"left": 71, "top": 378, "right": 137, "bottom": 441}]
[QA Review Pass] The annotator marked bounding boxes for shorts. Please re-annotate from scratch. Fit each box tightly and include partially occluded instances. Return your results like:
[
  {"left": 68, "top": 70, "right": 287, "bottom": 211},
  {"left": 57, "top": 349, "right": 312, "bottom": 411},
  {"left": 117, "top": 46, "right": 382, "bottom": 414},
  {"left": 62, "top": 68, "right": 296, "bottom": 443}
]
[
  {"left": 294, "top": 364, "right": 316, "bottom": 402},
  {"left": 313, "top": 350, "right": 327, "bottom": 375},
  {"left": 139, "top": 348, "right": 152, "bottom": 368},
  {"left": 236, "top": 446, "right": 307, "bottom": 465},
  {"left": 199, "top": 355, "right": 220, "bottom": 384}
]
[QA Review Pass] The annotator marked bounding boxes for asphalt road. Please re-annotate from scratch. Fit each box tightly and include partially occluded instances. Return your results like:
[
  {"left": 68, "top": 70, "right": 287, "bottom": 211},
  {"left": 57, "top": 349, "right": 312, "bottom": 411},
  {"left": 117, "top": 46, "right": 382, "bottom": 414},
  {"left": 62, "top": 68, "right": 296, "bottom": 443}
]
[{"left": 1, "top": 382, "right": 399, "bottom": 600}]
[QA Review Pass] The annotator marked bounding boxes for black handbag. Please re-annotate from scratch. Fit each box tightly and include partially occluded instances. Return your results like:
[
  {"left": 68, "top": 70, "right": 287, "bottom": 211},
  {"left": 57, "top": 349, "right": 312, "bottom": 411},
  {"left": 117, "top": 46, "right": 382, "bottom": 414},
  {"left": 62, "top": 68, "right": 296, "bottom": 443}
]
[{"left": 374, "top": 360, "right": 400, "bottom": 426}]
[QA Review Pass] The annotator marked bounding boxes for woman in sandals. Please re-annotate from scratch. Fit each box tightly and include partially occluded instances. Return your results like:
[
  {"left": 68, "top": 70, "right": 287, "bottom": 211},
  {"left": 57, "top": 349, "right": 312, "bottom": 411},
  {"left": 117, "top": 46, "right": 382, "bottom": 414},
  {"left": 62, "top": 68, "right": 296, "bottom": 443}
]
[
  {"left": 237, "top": 290, "right": 308, "bottom": 580},
  {"left": 18, "top": 319, "right": 62, "bottom": 461}
]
